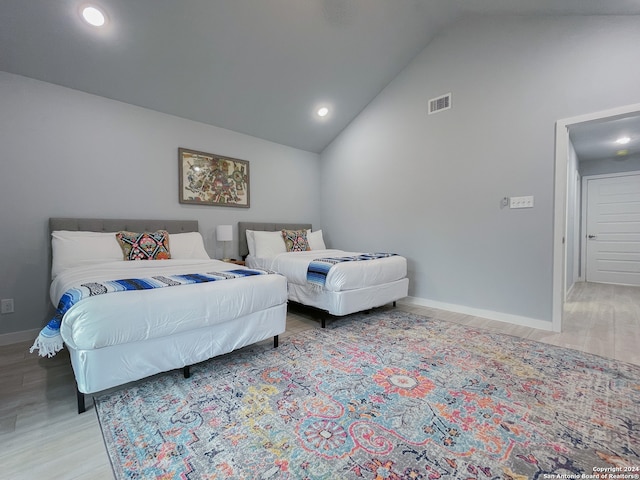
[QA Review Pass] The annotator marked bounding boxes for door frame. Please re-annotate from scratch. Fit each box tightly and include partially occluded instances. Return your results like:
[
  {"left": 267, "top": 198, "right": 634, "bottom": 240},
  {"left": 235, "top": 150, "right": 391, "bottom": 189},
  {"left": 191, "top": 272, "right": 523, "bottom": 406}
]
[
  {"left": 580, "top": 170, "right": 640, "bottom": 284},
  {"left": 553, "top": 102, "right": 640, "bottom": 332}
]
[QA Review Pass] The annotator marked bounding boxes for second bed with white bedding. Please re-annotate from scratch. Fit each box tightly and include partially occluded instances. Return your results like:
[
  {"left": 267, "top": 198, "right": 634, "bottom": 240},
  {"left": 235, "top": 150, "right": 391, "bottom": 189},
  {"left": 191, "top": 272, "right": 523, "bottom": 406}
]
[
  {"left": 239, "top": 222, "right": 409, "bottom": 318},
  {"left": 246, "top": 249, "right": 406, "bottom": 292}
]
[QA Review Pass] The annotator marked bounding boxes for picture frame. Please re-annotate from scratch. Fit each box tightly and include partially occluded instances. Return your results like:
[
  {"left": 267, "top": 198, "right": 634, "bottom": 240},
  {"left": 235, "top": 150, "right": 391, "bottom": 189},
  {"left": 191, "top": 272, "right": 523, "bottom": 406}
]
[{"left": 178, "top": 148, "right": 250, "bottom": 208}]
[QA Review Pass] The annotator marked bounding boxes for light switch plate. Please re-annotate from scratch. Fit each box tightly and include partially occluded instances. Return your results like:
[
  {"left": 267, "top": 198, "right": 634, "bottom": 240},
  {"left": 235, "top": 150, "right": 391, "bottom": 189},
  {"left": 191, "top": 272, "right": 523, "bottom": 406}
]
[{"left": 509, "top": 196, "right": 534, "bottom": 209}]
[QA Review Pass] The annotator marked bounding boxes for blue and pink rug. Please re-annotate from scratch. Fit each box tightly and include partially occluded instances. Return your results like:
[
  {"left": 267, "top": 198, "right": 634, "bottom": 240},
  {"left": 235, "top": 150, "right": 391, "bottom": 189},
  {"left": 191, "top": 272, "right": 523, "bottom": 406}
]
[{"left": 95, "top": 310, "right": 640, "bottom": 479}]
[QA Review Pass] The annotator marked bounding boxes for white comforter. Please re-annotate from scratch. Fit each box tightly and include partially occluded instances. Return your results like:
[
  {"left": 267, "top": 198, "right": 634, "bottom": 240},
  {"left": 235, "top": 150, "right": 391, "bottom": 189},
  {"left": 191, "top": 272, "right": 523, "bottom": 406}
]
[
  {"left": 246, "top": 249, "right": 407, "bottom": 292},
  {"left": 52, "top": 259, "right": 288, "bottom": 351}
]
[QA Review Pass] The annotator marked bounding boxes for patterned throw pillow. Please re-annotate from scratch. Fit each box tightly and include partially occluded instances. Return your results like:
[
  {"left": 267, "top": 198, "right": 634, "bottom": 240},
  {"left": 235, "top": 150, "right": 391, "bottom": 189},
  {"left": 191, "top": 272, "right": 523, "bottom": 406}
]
[
  {"left": 115, "top": 230, "right": 171, "bottom": 260},
  {"left": 281, "top": 229, "right": 310, "bottom": 252}
]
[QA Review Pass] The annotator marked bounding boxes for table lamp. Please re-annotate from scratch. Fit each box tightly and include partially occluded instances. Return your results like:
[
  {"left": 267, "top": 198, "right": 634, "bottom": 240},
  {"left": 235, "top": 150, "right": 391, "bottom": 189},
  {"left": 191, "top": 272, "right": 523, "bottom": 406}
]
[{"left": 216, "top": 225, "right": 233, "bottom": 261}]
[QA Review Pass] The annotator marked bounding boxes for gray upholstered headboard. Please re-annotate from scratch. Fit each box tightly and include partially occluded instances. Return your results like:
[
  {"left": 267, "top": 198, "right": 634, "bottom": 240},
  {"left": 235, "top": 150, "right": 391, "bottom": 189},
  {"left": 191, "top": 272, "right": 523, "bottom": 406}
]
[
  {"left": 238, "top": 221, "right": 312, "bottom": 258},
  {"left": 49, "top": 217, "right": 199, "bottom": 235}
]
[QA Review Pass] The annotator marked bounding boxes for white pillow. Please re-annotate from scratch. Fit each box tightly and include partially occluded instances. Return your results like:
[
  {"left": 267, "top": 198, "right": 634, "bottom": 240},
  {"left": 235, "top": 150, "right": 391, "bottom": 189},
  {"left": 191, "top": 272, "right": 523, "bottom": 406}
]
[
  {"left": 51, "top": 230, "right": 212, "bottom": 279},
  {"left": 51, "top": 231, "right": 122, "bottom": 279},
  {"left": 308, "top": 229, "right": 326, "bottom": 250},
  {"left": 169, "top": 232, "right": 210, "bottom": 260},
  {"left": 254, "top": 231, "right": 286, "bottom": 258},
  {"left": 245, "top": 230, "right": 256, "bottom": 256}
]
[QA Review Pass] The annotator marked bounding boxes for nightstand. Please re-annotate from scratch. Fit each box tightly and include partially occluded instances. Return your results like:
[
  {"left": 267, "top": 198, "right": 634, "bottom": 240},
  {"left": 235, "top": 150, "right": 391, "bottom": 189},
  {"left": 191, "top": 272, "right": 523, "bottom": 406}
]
[{"left": 222, "top": 259, "right": 245, "bottom": 266}]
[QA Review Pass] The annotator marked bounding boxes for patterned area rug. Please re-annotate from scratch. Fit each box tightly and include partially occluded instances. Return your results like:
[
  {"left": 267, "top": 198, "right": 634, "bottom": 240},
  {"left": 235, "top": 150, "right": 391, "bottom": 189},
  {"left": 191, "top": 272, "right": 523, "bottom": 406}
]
[{"left": 95, "top": 310, "right": 640, "bottom": 479}]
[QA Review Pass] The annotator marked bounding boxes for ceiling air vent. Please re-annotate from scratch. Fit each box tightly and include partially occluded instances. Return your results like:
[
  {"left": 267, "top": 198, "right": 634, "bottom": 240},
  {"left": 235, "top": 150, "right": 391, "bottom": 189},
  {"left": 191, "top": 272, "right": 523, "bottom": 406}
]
[{"left": 428, "top": 93, "right": 451, "bottom": 115}]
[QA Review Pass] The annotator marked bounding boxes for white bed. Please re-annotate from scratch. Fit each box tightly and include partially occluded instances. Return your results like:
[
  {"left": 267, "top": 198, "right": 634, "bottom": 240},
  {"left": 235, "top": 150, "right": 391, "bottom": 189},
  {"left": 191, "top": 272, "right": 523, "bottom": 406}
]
[
  {"left": 40, "top": 218, "right": 288, "bottom": 413},
  {"left": 239, "top": 222, "right": 409, "bottom": 323}
]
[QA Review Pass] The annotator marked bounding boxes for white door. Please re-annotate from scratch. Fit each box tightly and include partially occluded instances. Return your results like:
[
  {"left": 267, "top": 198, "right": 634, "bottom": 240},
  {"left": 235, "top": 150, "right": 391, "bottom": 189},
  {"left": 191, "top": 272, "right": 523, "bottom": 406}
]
[{"left": 585, "top": 173, "right": 640, "bottom": 286}]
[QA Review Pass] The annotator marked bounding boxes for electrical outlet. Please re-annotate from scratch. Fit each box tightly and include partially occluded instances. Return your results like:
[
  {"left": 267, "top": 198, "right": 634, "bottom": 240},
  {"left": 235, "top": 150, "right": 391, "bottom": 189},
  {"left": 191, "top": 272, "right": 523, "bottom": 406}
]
[
  {"left": 509, "top": 195, "right": 534, "bottom": 209},
  {"left": 1, "top": 298, "right": 14, "bottom": 314}
]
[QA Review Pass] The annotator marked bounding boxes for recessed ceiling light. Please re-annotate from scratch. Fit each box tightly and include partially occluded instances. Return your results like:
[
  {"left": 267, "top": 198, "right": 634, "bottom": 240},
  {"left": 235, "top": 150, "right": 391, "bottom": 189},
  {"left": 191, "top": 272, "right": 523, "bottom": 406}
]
[
  {"left": 615, "top": 136, "right": 631, "bottom": 145},
  {"left": 317, "top": 107, "right": 329, "bottom": 117},
  {"left": 81, "top": 5, "right": 106, "bottom": 27}
]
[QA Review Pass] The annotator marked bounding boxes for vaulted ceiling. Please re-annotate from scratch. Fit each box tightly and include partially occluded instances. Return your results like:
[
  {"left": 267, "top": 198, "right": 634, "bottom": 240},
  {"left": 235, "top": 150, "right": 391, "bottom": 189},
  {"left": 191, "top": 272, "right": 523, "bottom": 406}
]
[{"left": 2, "top": 0, "right": 640, "bottom": 153}]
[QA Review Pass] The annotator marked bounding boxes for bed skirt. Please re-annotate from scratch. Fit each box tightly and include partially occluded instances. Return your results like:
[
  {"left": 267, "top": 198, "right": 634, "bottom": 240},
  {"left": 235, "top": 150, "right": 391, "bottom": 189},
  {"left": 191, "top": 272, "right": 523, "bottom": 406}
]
[
  {"left": 287, "top": 278, "right": 409, "bottom": 316},
  {"left": 69, "top": 303, "right": 287, "bottom": 395}
]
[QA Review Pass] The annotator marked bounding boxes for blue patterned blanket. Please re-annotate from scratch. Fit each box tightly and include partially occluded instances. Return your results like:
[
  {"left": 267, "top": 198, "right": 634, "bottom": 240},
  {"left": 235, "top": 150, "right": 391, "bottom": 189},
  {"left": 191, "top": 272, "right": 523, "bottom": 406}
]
[
  {"left": 30, "top": 269, "right": 273, "bottom": 357},
  {"left": 306, "top": 253, "right": 398, "bottom": 289}
]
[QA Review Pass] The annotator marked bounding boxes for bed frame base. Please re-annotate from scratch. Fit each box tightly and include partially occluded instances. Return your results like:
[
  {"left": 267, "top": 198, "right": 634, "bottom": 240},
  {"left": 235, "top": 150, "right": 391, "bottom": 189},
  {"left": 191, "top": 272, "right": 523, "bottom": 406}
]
[
  {"left": 77, "top": 387, "right": 86, "bottom": 414},
  {"left": 76, "top": 334, "right": 281, "bottom": 414},
  {"left": 287, "top": 301, "right": 399, "bottom": 329}
]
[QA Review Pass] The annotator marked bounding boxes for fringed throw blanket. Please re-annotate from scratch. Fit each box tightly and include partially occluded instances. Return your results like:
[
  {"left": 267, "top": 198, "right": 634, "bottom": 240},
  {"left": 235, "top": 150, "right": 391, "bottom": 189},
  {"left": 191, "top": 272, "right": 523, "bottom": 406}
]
[
  {"left": 307, "top": 253, "right": 397, "bottom": 289},
  {"left": 30, "top": 269, "right": 273, "bottom": 358}
]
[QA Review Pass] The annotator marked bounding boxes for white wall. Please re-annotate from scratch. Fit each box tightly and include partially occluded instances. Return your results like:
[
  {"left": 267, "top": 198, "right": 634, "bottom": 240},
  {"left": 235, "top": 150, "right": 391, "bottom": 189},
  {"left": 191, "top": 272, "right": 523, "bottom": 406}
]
[
  {"left": 319, "top": 15, "right": 640, "bottom": 327},
  {"left": 0, "top": 72, "right": 320, "bottom": 338}
]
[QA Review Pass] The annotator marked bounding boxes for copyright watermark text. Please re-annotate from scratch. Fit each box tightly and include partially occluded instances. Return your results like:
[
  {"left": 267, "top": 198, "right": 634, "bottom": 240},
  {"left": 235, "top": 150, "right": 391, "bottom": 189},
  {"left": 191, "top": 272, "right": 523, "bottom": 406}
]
[{"left": 541, "top": 468, "right": 640, "bottom": 480}]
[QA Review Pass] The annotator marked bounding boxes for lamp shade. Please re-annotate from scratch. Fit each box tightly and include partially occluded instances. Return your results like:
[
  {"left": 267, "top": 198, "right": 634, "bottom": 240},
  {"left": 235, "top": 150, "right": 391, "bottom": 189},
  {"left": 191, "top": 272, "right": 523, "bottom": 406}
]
[{"left": 216, "top": 225, "right": 233, "bottom": 242}]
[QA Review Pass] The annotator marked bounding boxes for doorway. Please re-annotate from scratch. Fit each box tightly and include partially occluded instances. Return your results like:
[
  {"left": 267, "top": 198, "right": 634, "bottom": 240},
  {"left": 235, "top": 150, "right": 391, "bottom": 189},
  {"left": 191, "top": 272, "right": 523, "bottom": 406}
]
[{"left": 553, "top": 102, "right": 640, "bottom": 332}]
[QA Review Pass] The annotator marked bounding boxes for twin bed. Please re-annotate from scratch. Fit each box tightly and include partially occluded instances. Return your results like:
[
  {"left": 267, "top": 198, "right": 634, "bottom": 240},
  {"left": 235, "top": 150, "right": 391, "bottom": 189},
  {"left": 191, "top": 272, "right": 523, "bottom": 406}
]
[
  {"left": 239, "top": 222, "right": 409, "bottom": 323},
  {"left": 36, "top": 218, "right": 408, "bottom": 413}
]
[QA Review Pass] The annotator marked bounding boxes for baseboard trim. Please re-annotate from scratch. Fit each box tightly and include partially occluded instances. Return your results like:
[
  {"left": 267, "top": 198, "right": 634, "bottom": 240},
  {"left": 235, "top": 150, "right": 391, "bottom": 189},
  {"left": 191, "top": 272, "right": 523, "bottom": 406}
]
[
  {"left": 0, "top": 328, "right": 40, "bottom": 346},
  {"left": 398, "top": 296, "right": 555, "bottom": 332},
  {"left": 566, "top": 282, "right": 575, "bottom": 300}
]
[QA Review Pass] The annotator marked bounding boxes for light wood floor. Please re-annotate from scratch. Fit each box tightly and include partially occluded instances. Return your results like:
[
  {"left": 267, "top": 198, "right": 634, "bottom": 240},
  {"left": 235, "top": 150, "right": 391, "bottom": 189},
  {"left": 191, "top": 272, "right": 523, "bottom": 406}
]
[{"left": 1, "top": 282, "right": 638, "bottom": 479}]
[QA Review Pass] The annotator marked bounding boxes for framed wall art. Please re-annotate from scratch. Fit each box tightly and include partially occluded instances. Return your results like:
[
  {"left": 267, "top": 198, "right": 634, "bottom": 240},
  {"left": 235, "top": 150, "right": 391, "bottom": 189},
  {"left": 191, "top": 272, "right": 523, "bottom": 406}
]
[{"left": 178, "top": 148, "right": 250, "bottom": 208}]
